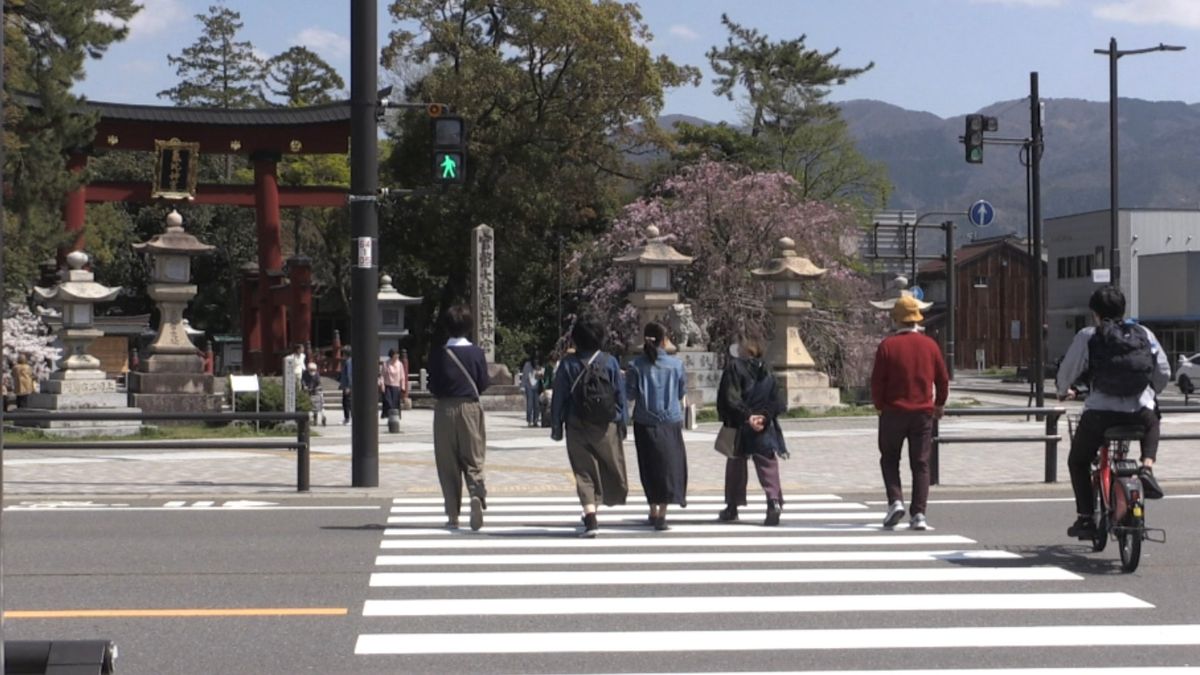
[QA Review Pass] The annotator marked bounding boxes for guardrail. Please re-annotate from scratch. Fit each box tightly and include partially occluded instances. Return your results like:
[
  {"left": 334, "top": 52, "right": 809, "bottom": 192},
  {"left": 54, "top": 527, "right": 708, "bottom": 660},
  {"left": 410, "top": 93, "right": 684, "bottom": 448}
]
[
  {"left": 933, "top": 406, "right": 1066, "bottom": 484},
  {"left": 0, "top": 411, "right": 311, "bottom": 492}
]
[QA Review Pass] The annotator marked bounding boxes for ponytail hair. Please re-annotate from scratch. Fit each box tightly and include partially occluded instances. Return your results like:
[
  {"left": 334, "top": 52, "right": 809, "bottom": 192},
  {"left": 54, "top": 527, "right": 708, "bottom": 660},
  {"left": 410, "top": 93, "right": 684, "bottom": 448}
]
[{"left": 643, "top": 322, "right": 667, "bottom": 364}]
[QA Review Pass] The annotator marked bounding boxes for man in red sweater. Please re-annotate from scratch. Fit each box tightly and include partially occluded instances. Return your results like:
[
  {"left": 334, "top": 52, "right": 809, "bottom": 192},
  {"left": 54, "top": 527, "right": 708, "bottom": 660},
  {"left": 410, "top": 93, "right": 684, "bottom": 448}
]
[{"left": 871, "top": 294, "right": 950, "bottom": 531}]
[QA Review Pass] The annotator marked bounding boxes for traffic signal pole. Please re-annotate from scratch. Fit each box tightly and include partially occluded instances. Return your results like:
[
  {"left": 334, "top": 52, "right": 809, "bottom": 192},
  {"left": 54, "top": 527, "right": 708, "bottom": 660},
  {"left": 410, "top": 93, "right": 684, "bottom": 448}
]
[
  {"left": 350, "top": 0, "right": 380, "bottom": 487},
  {"left": 1030, "top": 72, "right": 1046, "bottom": 410}
]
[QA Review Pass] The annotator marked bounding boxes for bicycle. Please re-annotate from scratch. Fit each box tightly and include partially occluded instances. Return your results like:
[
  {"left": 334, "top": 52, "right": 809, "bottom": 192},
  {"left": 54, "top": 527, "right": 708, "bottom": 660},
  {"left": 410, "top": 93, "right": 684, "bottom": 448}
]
[{"left": 1067, "top": 415, "right": 1166, "bottom": 572}]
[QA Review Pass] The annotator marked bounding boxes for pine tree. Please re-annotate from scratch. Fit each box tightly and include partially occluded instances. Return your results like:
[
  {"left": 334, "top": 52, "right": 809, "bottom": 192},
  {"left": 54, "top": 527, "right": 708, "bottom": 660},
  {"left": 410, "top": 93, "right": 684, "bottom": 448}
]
[
  {"left": 156, "top": 5, "right": 266, "bottom": 109},
  {"left": 264, "top": 46, "right": 344, "bottom": 107}
]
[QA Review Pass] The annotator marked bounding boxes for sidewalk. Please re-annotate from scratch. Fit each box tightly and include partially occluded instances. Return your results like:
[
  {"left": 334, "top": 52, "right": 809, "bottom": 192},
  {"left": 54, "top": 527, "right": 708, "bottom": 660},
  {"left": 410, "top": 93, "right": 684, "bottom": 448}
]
[{"left": 6, "top": 387, "right": 1200, "bottom": 499}]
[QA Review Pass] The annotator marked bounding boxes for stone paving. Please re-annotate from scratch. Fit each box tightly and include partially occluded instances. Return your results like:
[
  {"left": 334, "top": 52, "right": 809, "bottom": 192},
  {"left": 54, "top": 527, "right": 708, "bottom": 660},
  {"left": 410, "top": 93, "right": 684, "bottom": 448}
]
[{"left": 5, "top": 384, "right": 1200, "bottom": 499}]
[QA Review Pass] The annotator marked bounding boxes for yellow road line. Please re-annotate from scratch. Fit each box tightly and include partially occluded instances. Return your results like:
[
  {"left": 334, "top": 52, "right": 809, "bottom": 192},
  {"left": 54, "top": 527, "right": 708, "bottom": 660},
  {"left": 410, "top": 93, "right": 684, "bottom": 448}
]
[{"left": 5, "top": 607, "right": 348, "bottom": 619}]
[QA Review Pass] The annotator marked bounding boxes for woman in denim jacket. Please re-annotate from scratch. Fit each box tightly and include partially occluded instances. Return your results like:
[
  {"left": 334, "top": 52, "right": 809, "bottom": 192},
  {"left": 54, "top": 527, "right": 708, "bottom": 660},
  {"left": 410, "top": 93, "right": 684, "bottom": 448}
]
[{"left": 626, "top": 322, "right": 689, "bottom": 530}]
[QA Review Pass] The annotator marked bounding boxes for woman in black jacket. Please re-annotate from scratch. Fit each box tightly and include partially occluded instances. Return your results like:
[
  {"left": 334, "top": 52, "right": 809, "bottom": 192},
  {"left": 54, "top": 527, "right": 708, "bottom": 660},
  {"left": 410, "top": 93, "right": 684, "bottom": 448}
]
[{"left": 716, "top": 337, "right": 787, "bottom": 526}]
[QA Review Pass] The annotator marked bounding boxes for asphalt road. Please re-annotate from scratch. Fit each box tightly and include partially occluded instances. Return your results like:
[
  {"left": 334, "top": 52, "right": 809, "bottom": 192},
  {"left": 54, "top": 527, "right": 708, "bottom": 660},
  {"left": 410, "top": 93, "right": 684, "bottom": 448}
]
[{"left": 3, "top": 489, "right": 1200, "bottom": 674}]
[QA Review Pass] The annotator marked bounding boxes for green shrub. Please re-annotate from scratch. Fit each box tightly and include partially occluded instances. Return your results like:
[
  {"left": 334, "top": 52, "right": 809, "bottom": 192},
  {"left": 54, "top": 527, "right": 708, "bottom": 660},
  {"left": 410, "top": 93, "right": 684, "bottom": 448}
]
[{"left": 232, "top": 378, "right": 310, "bottom": 426}]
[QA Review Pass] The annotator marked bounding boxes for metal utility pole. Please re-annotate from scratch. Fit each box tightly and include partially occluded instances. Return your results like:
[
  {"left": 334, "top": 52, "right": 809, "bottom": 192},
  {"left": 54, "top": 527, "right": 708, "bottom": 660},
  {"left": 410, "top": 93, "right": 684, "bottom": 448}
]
[
  {"left": 944, "top": 220, "right": 956, "bottom": 379},
  {"left": 1094, "top": 38, "right": 1185, "bottom": 286},
  {"left": 350, "top": 0, "right": 380, "bottom": 487},
  {"left": 1030, "top": 72, "right": 1045, "bottom": 410}
]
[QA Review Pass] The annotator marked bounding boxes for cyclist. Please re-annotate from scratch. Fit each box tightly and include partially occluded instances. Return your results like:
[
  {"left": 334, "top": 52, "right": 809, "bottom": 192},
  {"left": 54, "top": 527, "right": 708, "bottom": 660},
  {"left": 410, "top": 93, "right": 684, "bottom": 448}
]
[{"left": 1056, "top": 286, "right": 1169, "bottom": 540}]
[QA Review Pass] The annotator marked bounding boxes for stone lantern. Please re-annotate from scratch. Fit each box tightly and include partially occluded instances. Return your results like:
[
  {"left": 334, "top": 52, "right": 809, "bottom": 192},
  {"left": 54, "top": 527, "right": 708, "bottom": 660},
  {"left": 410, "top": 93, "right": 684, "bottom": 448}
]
[
  {"left": 751, "top": 237, "right": 841, "bottom": 410},
  {"left": 613, "top": 225, "right": 694, "bottom": 330},
  {"left": 127, "top": 210, "right": 224, "bottom": 415},
  {"left": 377, "top": 273, "right": 422, "bottom": 358},
  {"left": 28, "top": 251, "right": 142, "bottom": 436},
  {"left": 869, "top": 275, "right": 933, "bottom": 312}
]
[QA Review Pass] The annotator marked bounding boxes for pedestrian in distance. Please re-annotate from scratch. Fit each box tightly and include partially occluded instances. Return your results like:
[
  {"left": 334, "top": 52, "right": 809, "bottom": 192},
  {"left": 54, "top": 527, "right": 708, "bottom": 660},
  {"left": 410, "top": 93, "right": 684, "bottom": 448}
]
[
  {"left": 428, "top": 304, "right": 491, "bottom": 531},
  {"left": 626, "top": 322, "right": 689, "bottom": 531},
  {"left": 871, "top": 294, "right": 949, "bottom": 531},
  {"left": 13, "top": 354, "right": 35, "bottom": 409},
  {"left": 716, "top": 336, "right": 788, "bottom": 526},
  {"left": 338, "top": 346, "right": 353, "bottom": 425},
  {"left": 520, "top": 351, "right": 542, "bottom": 427},
  {"left": 381, "top": 348, "right": 405, "bottom": 420},
  {"left": 1057, "top": 286, "right": 1169, "bottom": 541},
  {"left": 302, "top": 362, "right": 326, "bottom": 427},
  {"left": 551, "top": 316, "right": 628, "bottom": 538}
]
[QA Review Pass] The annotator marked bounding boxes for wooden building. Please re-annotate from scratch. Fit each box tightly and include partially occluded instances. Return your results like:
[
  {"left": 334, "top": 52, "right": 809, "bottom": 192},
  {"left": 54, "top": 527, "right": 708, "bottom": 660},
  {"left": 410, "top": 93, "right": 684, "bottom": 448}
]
[{"left": 918, "top": 236, "right": 1044, "bottom": 370}]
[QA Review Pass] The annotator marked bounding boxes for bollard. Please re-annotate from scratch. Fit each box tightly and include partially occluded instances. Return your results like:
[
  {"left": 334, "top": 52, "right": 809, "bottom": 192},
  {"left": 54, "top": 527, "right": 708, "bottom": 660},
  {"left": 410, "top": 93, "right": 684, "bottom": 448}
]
[
  {"left": 5, "top": 640, "right": 117, "bottom": 674},
  {"left": 387, "top": 408, "right": 400, "bottom": 433},
  {"left": 685, "top": 404, "right": 698, "bottom": 431}
]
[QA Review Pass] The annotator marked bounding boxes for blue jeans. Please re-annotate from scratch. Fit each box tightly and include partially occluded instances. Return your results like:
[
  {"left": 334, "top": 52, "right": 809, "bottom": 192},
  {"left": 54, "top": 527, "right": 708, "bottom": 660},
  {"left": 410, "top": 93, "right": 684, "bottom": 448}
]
[{"left": 524, "top": 388, "right": 540, "bottom": 425}]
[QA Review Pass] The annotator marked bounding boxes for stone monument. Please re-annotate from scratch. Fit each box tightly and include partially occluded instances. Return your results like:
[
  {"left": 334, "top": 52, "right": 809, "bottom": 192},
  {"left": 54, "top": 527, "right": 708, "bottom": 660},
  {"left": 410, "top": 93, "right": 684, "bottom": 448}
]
[
  {"left": 466, "top": 224, "right": 519, "bottom": 410},
  {"left": 127, "top": 210, "right": 224, "bottom": 415},
  {"left": 26, "top": 251, "right": 143, "bottom": 437},
  {"left": 751, "top": 237, "right": 841, "bottom": 410}
]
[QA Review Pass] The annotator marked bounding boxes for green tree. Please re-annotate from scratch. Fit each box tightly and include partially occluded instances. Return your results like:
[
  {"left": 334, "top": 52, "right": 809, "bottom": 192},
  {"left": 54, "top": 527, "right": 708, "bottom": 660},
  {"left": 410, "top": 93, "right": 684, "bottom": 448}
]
[
  {"left": 380, "top": 0, "right": 699, "bottom": 368},
  {"left": 678, "top": 14, "right": 890, "bottom": 208},
  {"left": 264, "top": 46, "right": 344, "bottom": 107},
  {"left": 157, "top": 5, "right": 265, "bottom": 109},
  {"left": 2, "top": 0, "right": 138, "bottom": 298}
]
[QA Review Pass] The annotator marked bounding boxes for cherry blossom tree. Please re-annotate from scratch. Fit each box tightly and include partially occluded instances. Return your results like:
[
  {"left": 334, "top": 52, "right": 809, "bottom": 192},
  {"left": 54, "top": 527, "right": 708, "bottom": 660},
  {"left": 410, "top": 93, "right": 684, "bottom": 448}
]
[
  {"left": 570, "top": 160, "right": 885, "bottom": 386},
  {"left": 3, "top": 305, "right": 63, "bottom": 382}
]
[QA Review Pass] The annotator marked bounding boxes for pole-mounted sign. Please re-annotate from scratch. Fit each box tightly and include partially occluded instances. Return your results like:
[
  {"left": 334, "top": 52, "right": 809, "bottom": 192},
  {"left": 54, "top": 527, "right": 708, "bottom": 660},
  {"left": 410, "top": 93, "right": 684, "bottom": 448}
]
[{"left": 968, "top": 199, "right": 995, "bottom": 228}]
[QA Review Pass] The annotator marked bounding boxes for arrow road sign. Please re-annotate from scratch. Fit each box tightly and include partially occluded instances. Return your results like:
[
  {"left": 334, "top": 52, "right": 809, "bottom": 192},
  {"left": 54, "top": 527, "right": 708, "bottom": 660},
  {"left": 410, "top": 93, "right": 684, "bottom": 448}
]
[{"left": 968, "top": 200, "right": 995, "bottom": 228}]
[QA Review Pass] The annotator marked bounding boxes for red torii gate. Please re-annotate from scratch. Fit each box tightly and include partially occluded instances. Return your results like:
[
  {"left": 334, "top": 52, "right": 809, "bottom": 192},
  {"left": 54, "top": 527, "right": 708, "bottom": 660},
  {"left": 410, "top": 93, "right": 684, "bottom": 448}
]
[{"left": 57, "top": 98, "right": 350, "bottom": 374}]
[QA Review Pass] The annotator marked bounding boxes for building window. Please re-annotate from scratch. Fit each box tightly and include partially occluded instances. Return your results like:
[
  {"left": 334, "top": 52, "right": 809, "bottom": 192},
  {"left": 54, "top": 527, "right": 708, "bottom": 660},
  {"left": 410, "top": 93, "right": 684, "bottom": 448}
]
[
  {"left": 1067, "top": 256, "right": 1076, "bottom": 278},
  {"left": 973, "top": 275, "right": 989, "bottom": 288},
  {"left": 1095, "top": 245, "right": 1105, "bottom": 269},
  {"left": 1057, "top": 257, "right": 1066, "bottom": 279}
]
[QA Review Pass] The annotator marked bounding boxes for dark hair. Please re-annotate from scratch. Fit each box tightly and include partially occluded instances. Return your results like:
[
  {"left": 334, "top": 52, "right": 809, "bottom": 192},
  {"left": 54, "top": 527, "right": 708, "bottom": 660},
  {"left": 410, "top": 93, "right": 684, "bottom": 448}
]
[
  {"left": 740, "top": 333, "right": 765, "bottom": 359},
  {"left": 388, "top": 348, "right": 397, "bottom": 358},
  {"left": 1088, "top": 286, "right": 1125, "bottom": 321},
  {"left": 441, "top": 304, "right": 473, "bottom": 338},
  {"left": 643, "top": 322, "right": 666, "bottom": 364},
  {"left": 571, "top": 316, "right": 605, "bottom": 353}
]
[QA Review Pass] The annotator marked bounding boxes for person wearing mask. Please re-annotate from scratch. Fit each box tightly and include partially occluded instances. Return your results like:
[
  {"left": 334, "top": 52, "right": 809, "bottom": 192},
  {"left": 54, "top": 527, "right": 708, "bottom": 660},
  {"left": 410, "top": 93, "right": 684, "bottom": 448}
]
[
  {"left": 551, "top": 317, "right": 628, "bottom": 537},
  {"left": 520, "top": 352, "right": 542, "bottom": 427},
  {"left": 871, "top": 294, "right": 950, "bottom": 531},
  {"left": 338, "top": 347, "right": 353, "bottom": 425},
  {"left": 381, "top": 349, "right": 406, "bottom": 420},
  {"left": 626, "top": 322, "right": 689, "bottom": 531},
  {"left": 427, "top": 305, "right": 491, "bottom": 531},
  {"left": 716, "top": 336, "right": 788, "bottom": 526},
  {"left": 13, "top": 354, "right": 35, "bottom": 409}
]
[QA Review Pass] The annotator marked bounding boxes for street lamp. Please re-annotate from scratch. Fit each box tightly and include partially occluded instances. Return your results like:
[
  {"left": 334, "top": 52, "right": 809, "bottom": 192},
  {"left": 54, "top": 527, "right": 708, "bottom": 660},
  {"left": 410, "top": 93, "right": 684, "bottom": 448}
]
[{"left": 1094, "top": 38, "right": 1185, "bottom": 285}]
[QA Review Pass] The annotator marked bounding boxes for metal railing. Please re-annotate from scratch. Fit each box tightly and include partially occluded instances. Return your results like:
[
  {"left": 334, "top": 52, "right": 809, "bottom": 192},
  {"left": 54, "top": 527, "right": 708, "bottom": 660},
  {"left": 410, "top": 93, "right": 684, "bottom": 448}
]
[
  {"left": 932, "top": 406, "right": 1066, "bottom": 484},
  {"left": 0, "top": 411, "right": 311, "bottom": 492}
]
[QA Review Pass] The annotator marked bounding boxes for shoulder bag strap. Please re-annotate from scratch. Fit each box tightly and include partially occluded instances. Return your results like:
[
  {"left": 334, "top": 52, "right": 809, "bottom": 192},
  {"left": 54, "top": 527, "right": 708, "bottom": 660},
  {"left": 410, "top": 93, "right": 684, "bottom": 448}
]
[{"left": 444, "top": 348, "right": 480, "bottom": 398}]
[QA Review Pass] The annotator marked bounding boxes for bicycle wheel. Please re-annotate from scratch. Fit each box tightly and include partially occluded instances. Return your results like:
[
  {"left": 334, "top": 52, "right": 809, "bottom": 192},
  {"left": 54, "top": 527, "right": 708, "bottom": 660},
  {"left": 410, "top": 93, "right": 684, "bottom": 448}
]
[
  {"left": 1092, "top": 478, "right": 1108, "bottom": 552},
  {"left": 1115, "top": 483, "right": 1142, "bottom": 573}
]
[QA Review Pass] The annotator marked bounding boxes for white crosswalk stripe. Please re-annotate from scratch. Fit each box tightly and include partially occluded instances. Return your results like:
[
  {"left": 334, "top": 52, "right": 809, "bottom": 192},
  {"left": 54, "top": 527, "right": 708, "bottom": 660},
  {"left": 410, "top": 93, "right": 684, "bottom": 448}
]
[{"left": 354, "top": 494, "right": 1181, "bottom": 671}]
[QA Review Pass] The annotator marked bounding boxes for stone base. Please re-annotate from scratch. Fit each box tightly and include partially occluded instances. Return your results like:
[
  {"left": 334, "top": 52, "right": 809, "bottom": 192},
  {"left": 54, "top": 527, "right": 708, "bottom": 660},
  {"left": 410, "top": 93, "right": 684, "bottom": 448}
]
[
  {"left": 26, "top": 392, "right": 129, "bottom": 410},
  {"left": 487, "top": 362, "right": 514, "bottom": 385},
  {"left": 778, "top": 368, "right": 842, "bottom": 411},
  {"left": 128, "top": 372, "right": 217, "bottom": 395},
  {"left": 141, "top": 354, "right": 205, "bottom": 373},
  {"left": 409, "top": 385, "right": 525, "bottom": 412},
  {"left": 677, "top": 351, "right": 722, "bottom": 406},
  {"left": 129, "top": 393, "right": 224, "bottom": 420},
  {"left": 19, "top": 408, "right": 145, "bottom": 438}
]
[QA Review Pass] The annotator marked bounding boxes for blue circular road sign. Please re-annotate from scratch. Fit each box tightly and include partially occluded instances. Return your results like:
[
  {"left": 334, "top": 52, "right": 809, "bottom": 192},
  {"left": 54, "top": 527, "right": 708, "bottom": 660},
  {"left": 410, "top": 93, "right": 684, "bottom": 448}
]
[
  {"left": 968, "top": 200, "right": 995, "bottom": 228},
  {"left": 910, "top": 285, "right": 925, "bottom": 301}
]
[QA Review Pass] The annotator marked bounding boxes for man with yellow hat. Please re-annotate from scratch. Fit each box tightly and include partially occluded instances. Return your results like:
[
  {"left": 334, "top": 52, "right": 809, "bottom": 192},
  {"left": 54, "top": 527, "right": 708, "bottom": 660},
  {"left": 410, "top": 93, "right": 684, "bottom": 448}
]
[{"left": 871, "top": 294, "right": 950, "bottom": 531}]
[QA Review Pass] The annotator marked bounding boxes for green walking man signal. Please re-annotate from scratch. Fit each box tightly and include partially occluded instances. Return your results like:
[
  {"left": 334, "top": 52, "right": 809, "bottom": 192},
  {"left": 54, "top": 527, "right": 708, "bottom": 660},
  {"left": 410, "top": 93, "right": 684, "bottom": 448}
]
[{"left": 431, "top": 113, "right": 467, "bottom": 184}]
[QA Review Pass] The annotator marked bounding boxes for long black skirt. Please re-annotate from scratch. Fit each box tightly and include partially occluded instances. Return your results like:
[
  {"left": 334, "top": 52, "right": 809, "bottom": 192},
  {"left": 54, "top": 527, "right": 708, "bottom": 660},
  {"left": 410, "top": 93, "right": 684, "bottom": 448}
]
[{"left": 633, "top": 420, "right": 688, "bottom": 505}]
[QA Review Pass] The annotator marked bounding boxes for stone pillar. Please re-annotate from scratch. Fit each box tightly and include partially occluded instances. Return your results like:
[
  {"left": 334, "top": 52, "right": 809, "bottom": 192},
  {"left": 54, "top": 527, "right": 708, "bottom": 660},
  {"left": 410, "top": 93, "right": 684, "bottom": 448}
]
[
  {"left": 254, "top": 151, "right": 287, "bottom": 374},
  {"left": 471, "top": 224, "right": 512, "bottom": 383}
]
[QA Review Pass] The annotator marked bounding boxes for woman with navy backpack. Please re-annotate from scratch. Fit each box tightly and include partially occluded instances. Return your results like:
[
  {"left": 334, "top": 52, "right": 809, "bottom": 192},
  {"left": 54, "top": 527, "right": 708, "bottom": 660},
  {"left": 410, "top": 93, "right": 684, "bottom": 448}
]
[{"left": 626, "top": 322, "right": 689, "bottom": 531}]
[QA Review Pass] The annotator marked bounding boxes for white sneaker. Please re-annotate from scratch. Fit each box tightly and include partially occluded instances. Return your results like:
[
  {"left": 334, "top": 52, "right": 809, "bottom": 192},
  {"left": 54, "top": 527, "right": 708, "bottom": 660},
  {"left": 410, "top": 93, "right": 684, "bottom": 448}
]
[
  {"left": 882, "top": 500, "right": 906, "bottom": 528},
  {"left": 911, "top": 514, "right": 929, "bottom": 531}
]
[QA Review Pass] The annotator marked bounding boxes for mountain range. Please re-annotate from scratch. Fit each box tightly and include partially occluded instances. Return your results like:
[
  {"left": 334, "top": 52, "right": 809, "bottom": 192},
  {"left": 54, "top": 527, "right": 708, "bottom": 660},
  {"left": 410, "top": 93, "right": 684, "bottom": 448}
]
[{"left": 662, "top": 97, "right": 1200, "bottom": 242}]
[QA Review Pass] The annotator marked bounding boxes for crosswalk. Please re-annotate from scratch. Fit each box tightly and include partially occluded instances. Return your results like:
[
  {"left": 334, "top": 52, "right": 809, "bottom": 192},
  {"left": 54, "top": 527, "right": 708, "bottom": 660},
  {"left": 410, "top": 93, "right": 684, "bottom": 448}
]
[{"left": 354, "top": 494, "right": 1197, "bottom": 672}]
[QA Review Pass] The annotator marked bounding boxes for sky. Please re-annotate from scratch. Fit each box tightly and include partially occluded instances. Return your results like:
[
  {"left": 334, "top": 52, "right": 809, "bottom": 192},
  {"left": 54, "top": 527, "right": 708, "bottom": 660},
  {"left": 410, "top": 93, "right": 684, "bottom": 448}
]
[{"left": 78, "top": 0, "right": 1200, "bottom": 121}]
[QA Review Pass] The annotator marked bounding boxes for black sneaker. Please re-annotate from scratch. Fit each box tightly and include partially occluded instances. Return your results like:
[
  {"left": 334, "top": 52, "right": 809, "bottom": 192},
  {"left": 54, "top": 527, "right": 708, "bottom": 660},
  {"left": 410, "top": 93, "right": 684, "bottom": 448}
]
[
  {"left": 1139, "top": 467, "right": 1165, "bottom": 500},
  {"left": 1067, "top": 515, "right": 1096, "bottom": 539},
  {"left": 581, "top": 513, "right": 598, "bottom": 538},
  {"left": 653, "top": 516, "right": 670, "bottom": 531},
  {"left": 717, "top": 506, "right": 739, "bottom": 522},
  {"left": 764, "top": 500, "right": 782, "bottom": 527}
]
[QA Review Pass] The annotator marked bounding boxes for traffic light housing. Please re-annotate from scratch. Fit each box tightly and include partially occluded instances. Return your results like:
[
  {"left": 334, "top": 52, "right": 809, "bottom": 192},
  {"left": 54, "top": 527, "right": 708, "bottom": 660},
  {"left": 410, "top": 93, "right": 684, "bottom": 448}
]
[
  {"left": 963, "top": 114, "right": 998, "bottom": 164},
  {"left": 431, "top": 114, "right": 466, "bottom": 184}
]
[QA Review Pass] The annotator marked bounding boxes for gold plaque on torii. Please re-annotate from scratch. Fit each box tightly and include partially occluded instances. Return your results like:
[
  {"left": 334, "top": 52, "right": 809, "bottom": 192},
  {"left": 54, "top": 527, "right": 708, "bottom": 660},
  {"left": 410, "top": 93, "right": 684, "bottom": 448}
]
[{"left": 152, "top": 138, "right": 200, "bottom": 200}]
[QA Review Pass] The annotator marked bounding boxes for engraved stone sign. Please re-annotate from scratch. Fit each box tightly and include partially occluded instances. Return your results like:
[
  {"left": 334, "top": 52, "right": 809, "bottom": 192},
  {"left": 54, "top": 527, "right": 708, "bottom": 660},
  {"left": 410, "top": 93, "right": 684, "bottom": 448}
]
[{"left": 471, "top": 224, "right": 497, "bottom": 362}]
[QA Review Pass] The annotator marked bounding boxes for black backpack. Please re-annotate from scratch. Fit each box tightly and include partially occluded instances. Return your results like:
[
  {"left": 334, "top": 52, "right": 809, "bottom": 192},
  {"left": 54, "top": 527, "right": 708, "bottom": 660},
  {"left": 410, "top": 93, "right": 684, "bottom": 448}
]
[
  {"left": 1087, "top": 320, "right": 1155, "bottom": 397},
  {"left": 570, "top": 352, "right": 617, "bottom": 425}
]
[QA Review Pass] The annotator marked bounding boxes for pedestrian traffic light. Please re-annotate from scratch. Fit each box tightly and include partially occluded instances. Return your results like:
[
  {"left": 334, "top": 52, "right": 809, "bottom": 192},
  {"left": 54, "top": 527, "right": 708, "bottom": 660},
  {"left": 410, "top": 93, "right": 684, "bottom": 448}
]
[
  {"left": 963, "top": 114, "right": 998, "bottom": 164},
  {"left": 431, "top": 114, "right": 466, "bottom": 184}
]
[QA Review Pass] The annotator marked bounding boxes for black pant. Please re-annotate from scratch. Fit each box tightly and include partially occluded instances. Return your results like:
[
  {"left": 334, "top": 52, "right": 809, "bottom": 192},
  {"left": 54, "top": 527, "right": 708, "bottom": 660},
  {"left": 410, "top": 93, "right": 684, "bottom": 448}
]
[
  {"left": 342, "top": 390, "right": 352, "bottom": 421},
  {"left": 1068, "top": 407, "right": 1159, "bottom": 515}
]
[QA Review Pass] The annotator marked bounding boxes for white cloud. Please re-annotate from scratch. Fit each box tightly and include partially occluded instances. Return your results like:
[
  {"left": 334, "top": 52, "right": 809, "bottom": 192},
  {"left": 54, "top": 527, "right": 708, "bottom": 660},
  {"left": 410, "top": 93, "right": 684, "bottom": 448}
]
[
  {"left": 1094, "top": 0, "right": 1200, "bottom": 28},
  {"left": 968, "top": 0, "right": 1066, "bottom": 6},
  {"left": 668, "top": 24, "right": 700, "bottom": 40},
  {"left": 96, "top": 0, "right": 189, "bottom": 41},
  {"left": 293, "top": 27, "right": 351, "bottom": 60}
]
